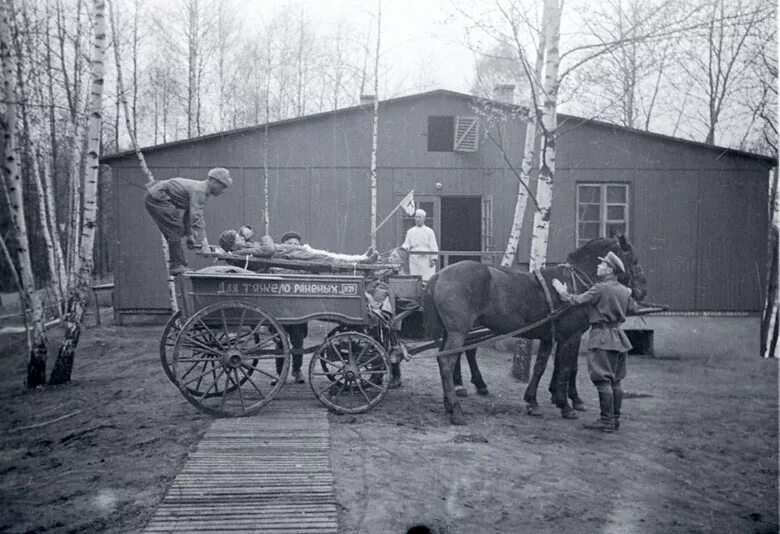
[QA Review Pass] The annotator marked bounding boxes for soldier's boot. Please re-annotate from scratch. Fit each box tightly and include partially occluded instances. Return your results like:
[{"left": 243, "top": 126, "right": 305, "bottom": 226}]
[
  {"left": 583, "top": 390, "right": 615, "bottom": 433},
  {"left": 613, "top": 388, "right": 623, "bottom": 431}
]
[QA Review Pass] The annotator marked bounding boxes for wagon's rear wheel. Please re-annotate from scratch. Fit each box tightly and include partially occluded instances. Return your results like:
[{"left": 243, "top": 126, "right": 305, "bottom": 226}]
[
  {"left": 173, "top": 301, "right": 290, "bottom": 416},
  {"left": 309, "top": 331, "right": 390, "bottom": 414},
  {"left": 160, "top": 310, "right": 183, "bottom": 385}
]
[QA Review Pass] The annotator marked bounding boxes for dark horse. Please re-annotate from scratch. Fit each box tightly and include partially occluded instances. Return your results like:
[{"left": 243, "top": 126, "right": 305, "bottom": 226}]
[{"left": 424, "top": 236, "right": 647, "bottom": 425}]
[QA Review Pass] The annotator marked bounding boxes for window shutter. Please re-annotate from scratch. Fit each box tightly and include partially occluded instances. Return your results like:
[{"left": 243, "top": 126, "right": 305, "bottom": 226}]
[
  {"left": 454, "top": 116, "right": 479, "bottom": 152},
  {"left": 481, "top": 195, "right": 494, "bottom": 252}
]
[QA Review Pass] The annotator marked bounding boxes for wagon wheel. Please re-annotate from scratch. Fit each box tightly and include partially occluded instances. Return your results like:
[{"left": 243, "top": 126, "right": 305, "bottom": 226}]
[
  {"left": 172, "top": 301, "right": 290, "bottom": 417},
  {"left": 159, "top": 310, "right": 183, "bottom": 385},
  {"left": 309, "top": 331, "right": 390, "bottom": 414},
  {"left": 320, "top": 325, "right": 366, "bottom": 383},
  {"left": 160, "top": 311, "right": 238, "bottom": 398}
]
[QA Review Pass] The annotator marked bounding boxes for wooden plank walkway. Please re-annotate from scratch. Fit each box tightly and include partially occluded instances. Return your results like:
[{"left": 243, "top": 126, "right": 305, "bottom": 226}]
[{"left": 145, "top": 385, "right": 338, "bottom": 533}]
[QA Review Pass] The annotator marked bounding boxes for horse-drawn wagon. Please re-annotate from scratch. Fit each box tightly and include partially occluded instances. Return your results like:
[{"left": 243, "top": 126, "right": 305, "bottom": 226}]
[
  {"left": 159, "top": 236, "right": 664, "bottom": 424},
  {"left": 159, "top": 253, "right": 422, "bottom": 417}
]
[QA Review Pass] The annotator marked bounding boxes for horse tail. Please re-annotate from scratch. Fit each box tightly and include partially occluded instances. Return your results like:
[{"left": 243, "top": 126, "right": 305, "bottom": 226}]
[{"left": 423, "top": 273, "right": 445, "bottom": 345}]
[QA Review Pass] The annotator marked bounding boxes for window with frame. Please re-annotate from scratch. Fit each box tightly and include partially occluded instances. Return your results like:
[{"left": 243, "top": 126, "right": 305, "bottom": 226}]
[
  {"left": 427, "top": 116, "right": 479, "bottom": 152},
  {"left": 576, "top": 183, "right": 629, "bottom": 248}
]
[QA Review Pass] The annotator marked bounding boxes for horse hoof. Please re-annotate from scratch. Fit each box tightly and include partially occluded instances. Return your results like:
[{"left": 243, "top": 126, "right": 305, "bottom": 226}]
[
  {"left": 573, "top": 401, "right": 587, "bottom": 412},
  {"left": 450, "top": 413, "right": 467, "bottom": 425},
  {"left": 561, "top": 407, "right": 579, "bottom": 420},
  {"left": 526, "top": 404, "right": 544, "bottom": 417},
  {"left": 455, "top": 386, "right": 468, "bottom": 397},
  {"left": 476, "top": 387, "right": 490, "bottom": 397}
]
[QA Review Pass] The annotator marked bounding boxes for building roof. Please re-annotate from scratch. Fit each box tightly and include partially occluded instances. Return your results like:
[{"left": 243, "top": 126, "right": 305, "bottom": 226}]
[{"left": 101, "top": 89, "right": 777, "bottom": 165}]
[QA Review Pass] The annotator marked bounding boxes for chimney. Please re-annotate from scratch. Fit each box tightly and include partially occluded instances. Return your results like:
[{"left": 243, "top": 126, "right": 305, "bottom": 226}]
[
  {"left": 493, "top": 84, "right": 516, "bottom": 105},
  {"left": 360, "top": 94, "right": 376, "bottom": 106}
]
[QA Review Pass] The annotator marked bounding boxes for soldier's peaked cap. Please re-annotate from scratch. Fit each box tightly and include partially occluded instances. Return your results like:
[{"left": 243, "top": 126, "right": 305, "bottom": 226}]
[
  {"left": 208, "top": 167, "right": 232, "bottom": 187},
  {"left": 598, "top": 251, "right": 625, "bottom": 273}
]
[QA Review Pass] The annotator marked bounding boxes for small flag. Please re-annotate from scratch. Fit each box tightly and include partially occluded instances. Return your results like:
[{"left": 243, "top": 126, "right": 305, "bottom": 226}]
[{"left": 400, "top": 190, "right": 415, "bottom": 216}]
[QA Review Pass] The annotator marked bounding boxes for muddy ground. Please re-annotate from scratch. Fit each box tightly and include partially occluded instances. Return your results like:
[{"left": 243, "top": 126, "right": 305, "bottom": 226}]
[{"left": 0, "top": 313, "right": 777, "bottom": 533}]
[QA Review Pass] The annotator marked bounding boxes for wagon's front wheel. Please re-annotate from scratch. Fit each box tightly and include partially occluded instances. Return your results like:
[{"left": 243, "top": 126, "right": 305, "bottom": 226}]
[
  {"left": 173, "top": 302, "right": 290, "bottom": 416},
  {"left": 309, "top": 331, "right": 390, "bottom": 414}
]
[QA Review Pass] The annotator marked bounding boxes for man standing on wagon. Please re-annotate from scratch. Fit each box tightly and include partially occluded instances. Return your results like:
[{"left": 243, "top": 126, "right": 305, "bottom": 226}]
[
  {"left": 552, "top": 251, "right": 639, "bottom": 433},
  {"left": 144, "top": 168, "right": 232, "bottom": 275}
]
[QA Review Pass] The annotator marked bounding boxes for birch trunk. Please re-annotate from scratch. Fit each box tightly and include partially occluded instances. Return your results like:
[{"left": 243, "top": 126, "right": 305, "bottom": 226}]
[
  {"left": 369, "top": 0, "right": 381, "bottom": 250},
  {"left": 501, "top": 32, "right": 546, "bottom": 269},
  {"left": 11, "top": 7, "right": 63, "bottom": 315},
  {"left": 761, "top": 167, "right": 779, "bottom": 358},
  {"left": 108, "top": 0, "right": 177, "bottom": 312},
  {"left": 42, "top": 150, "right": 67, "bottom": 310},
  {"left": 50, "top": 0, "right": 107, "bottom": 385},
  {"left": 1, "top": 2, "right": 48, "bottom": 387},
  {"left": 528, "top": 0, "right": 562, "bottom": 271}
]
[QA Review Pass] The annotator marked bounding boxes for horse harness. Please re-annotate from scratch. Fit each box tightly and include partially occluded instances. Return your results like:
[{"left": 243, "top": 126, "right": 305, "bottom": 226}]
[{"left": 533, "top": 263, "right": 594, "bottom": 343}]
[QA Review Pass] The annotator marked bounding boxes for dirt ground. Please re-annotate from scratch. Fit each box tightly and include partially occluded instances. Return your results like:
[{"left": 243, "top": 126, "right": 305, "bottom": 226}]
[{"left": 0, "top": 312, "right": 777, "bottom": 534}]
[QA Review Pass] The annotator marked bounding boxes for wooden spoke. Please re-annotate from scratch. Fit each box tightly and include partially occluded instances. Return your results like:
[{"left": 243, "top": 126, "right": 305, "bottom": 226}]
[
  {"left": 195, "top": 367, "right": 226, "bottom": 402},
  {"left": 237, "top": 366, "right": 266, "bottom": 399},
  {"left": 196, "top": 317, "right": 226, "bottom": 352}
]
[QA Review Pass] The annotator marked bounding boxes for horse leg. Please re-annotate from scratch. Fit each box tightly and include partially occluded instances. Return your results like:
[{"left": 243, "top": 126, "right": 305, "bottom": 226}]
[
  {"left": 438, "top": 333, "right": 467, "bottom": 425},
  {"left": 465, "top": 348, "right": 489, "bottom": 396},
  {"left": 524, "top": 337, "right": 553, "bottom": 416},
  {"left": 453, "top": 354, "right": 468, "bottom": 397},
  {"left": 388, "top": 362, "right": 402, "bottom": 389},
  {"left": 567, "top": 336, "right": 586, "bottom": 411},
  {"left": 552, "top": 335, "right": 579, "bottom": 420}
]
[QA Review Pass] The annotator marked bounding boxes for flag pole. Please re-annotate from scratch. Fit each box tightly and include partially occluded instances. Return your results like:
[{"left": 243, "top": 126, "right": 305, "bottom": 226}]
[{"left": 372, "top": 203, "right": 403, "bottom": 236}]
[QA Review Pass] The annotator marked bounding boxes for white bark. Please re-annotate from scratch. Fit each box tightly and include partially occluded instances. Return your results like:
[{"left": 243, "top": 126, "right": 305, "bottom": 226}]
[
  {"left": 1, "top": 0, "right": 48, "bottom": 387},
  {"left": 369, "top": 0, "right": 381, "bottom": 250},
  {"left": 11, "top": 14, "right": 64, "bottom": 315},
  {"left": 50, "top": 0, "right": 108, "bottom": 385},
  {"left": 108, "top": 0, "right": 177, "bottom": 312},
  {"left": 501, "top": 25, "right": 546, "bottom": 269},
  {"left": 529, "top": 0, "right": 562, "bottom": 271}
]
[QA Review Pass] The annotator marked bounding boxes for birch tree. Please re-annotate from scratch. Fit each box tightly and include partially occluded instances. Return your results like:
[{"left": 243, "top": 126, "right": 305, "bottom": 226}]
[
  {"left": 1, "top": 0, "right": 48, "bottom": 387},
  {"left": 12, "top": 2, "right": 64, "bottom": 315},
  {"left": 761, "top": 168, "right": 779, "bottom": 358},
  {"left": 677, "top": 0, "right": 772, "bottom": 145},
  {"left": 50, "top": 0, "right": 108, "bottom": 385},
  {"left": 108, "top": 0, "right": 177, "bottom": 311},
  {"left": 368, "top": 0, "right": 381, "bottom": 250},
  {"left": 528, "top": 0, "right": 562, "bottom": 270}
]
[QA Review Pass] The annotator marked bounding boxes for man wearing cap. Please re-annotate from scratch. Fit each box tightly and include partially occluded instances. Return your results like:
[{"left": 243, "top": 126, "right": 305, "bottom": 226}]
[
  {"left": 401, "top": 209, "right": 438, "bottom": 282},
  {"left": 144, "top": 168, "right": 232, "bottom": 275},
  {"left": 552, "top": 251, "right": 639, "bottom": 433},
  {"left": 273, "top": 231, "right": 308, "bottom": 385}
]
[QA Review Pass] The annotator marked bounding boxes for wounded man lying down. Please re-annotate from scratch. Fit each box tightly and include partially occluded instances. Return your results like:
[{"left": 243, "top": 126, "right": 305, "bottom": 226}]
[{"left": 217, "top": 229, "right": 380, "bottom": 264}]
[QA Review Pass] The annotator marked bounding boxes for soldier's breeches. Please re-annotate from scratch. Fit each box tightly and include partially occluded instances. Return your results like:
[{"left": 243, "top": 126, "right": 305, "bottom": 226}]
[
  {"left": 145, "top": 194, "right": 187, "bottom": 269},
  {"left": 588, "top": 349, "right": 626, "bottom": 387}
]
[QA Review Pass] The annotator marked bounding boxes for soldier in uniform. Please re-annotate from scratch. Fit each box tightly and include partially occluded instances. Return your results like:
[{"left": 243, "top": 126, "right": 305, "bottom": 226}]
[
  {"left": 144, "top": 168, "right": 232, "bottom": 275},
  {"left": 552, "top": 251, "right": 639, "bottom": 433}
]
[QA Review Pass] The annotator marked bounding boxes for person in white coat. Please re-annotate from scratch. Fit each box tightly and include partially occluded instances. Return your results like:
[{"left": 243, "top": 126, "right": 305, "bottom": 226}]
[{"left": 401, "top": 209, "right": 438, "bottom": 281}]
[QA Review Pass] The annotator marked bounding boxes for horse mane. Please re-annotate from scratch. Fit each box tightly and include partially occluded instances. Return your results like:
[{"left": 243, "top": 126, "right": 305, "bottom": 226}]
[{"left": 565, "top": 237, "right": 619, "bottom": 265}]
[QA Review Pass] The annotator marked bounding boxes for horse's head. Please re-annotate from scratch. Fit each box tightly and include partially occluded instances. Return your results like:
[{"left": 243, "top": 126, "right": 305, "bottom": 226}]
[{"left": 567, "top": 235, "right": 647, "bottom": 302}]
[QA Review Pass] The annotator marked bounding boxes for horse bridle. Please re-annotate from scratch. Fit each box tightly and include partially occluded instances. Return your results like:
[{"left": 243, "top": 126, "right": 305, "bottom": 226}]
[{"left": 560, "top": 263, "right": 594, "bottom": 295}]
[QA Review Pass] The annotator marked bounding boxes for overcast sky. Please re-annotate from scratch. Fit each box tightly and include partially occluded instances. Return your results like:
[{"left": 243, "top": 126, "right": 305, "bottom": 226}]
[{"left": 250, "top": 0, "right": 479, "bottom": 95}]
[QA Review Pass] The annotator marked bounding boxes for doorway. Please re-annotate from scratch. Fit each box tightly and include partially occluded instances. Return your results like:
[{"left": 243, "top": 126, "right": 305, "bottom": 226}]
[{"left": 440, "top": 196, "right": 482, "bottom": 266}]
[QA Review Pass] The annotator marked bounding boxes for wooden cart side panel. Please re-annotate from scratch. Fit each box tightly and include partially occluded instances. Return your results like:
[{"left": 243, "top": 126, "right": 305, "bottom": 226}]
[{"left": 178, "top": 273, "right": 369, "bottom": 325}]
